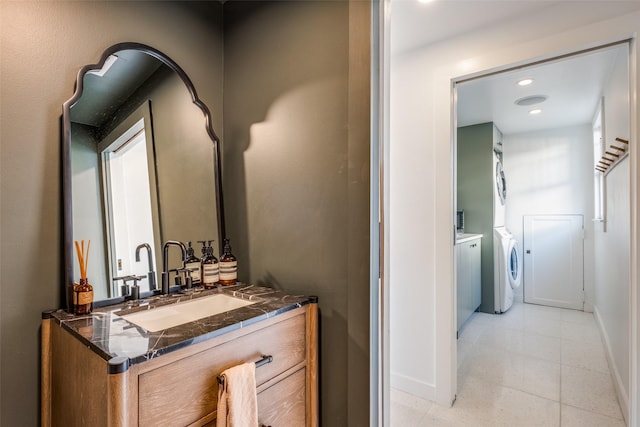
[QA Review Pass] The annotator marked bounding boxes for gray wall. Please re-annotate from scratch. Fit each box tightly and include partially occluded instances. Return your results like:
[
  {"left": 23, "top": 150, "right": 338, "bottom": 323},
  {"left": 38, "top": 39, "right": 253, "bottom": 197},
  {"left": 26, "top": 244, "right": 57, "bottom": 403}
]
[
  {"left": 0, "top": 1, "right": 370, "bottom": 425},
  {"left": 222, "top": 2, "right": 370, "bottom": 425}
]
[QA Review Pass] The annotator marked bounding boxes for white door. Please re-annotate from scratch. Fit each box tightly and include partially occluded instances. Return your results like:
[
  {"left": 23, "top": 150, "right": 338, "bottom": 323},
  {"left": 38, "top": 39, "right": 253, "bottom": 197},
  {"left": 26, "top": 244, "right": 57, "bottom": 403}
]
[{"left": 523, "top": 215, "right": 584, "bottom": 310}]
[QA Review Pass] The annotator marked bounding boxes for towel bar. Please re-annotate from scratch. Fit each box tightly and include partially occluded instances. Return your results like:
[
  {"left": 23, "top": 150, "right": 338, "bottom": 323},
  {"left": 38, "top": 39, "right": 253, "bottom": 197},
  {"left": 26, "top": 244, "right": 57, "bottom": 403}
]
[{"left": 217, "top": 355, "right": 273, "bottom": 385}]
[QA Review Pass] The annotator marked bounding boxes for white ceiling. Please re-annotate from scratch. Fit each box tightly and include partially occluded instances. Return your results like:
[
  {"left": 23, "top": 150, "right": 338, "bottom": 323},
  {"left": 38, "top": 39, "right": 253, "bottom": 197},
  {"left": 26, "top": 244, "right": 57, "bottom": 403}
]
[
  {"left": 391, "top": 0, "right": 634, "bottom": 135},
  {"left": 390, "top": 0, "right": 558, "bottom": 55},
  {"left": 456, "top": 46, "right": 625, "bottom": 135}
]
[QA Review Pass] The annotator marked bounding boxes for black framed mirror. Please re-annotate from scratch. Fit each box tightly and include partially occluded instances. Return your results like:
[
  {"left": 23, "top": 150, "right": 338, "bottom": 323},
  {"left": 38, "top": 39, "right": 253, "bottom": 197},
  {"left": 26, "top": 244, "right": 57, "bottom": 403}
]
[{"left": 62, "top": 43, "right": 225, "bottom": 312}]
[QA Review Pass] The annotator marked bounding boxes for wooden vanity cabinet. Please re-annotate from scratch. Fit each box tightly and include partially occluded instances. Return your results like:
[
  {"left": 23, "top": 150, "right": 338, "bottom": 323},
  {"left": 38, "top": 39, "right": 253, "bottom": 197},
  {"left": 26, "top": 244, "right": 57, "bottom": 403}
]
[{"left": 41, "top": 304, "right": 318, "bottom": 427}]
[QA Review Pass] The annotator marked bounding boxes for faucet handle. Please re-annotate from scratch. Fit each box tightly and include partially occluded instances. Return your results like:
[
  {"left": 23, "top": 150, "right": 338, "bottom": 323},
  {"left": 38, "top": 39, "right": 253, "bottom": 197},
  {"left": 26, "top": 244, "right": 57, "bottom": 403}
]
[
  {"left": 114, "top": 274, "right": 145, "bottom": 285},
  {"left": 114, "top": 275, "right": 132, "bottom": 297},
  {"left": 114, "top": 275, "right": 145, "bottom": 299},
  {"left": 129, "top": 275, "right": 145, "bottom": 300},
  {"left": 129, "top": 274, "right": 145, "bottom": 285},
  {"left": 184, "top": 267, "right": 197, "bottom": 289},
  {"left": 176, "top": 268, "right": 196, "bottom": 289}
]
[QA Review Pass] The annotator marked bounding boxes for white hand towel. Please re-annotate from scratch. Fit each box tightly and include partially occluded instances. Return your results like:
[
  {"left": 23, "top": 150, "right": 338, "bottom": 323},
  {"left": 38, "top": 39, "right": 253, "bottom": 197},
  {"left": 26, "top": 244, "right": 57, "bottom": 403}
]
[{"left": 216, "top": 362, "right": 258, "bottom": 427}]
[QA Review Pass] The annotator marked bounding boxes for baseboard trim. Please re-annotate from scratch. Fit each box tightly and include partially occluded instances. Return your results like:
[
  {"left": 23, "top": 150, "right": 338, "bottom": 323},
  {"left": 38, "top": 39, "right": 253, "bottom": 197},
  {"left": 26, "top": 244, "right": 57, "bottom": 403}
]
[
  {"left": 390, "top": 371, "right": 436, "bottom": 401},
  {"left": 593, "top": 305, "right": 629, "bottom": 423}
]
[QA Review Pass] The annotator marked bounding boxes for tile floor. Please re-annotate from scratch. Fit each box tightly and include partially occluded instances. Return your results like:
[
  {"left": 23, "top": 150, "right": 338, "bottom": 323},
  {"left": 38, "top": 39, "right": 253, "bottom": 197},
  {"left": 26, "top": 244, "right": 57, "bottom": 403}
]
[{"left": 391, "top": 301, "right": 626, "bottom": 426}]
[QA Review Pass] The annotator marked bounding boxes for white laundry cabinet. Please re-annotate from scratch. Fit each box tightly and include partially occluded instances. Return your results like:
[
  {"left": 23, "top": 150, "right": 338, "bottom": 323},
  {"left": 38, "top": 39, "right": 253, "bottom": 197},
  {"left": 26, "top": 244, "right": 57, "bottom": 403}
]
[{"left": 456, "top": 235, "right": 482, "bottom": 332}]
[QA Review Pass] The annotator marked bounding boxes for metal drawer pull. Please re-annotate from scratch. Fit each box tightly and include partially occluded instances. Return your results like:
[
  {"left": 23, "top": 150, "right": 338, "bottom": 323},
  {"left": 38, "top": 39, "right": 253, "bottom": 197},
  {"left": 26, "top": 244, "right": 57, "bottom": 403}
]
[{"left": 217, "top": 355, "right": 273, "bottom": 385}]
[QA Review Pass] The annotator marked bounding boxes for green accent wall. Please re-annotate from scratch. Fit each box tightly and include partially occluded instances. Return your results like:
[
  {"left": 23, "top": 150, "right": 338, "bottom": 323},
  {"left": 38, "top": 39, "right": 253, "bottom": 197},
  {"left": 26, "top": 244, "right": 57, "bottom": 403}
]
[
  {"left": 457, "top": 123, "right": 496, "bottom": 313},
  {"left": 223, "top": 2, "right": 370, "bottom": 424},
  {"left": 0, "top": 1, "right": 370, "bottom": 425}
]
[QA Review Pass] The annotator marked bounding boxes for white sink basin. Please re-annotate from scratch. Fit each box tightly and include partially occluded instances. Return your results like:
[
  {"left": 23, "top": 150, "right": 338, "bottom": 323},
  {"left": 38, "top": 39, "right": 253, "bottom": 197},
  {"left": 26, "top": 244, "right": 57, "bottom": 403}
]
[{"left": 121, "top": 294, "right": 256, "bottom": 332}]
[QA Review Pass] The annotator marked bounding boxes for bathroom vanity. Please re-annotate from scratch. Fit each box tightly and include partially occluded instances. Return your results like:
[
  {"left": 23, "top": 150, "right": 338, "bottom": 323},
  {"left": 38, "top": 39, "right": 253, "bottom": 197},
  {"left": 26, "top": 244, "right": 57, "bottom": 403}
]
[
  {"left": 41, "top": 284, "right": 318, "bottom": 426},
  {"left": 49, "top": 43, "right": 320, "bottom": 426}
]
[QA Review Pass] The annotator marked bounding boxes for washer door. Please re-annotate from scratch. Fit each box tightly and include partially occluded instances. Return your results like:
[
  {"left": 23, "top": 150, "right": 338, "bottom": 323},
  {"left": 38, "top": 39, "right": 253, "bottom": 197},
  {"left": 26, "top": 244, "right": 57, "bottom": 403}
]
[
  {"left": 508, "top": 239, "right": 521, "bottom": 289},
  {"left": 496, "top": 161, "right": 507, "bottom": 206}
]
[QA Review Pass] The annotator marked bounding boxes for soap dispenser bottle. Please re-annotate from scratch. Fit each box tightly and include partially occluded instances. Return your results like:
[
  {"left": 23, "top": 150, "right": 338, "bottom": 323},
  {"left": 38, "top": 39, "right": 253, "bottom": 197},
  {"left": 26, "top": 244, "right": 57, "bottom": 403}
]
[
  {"left": 219, "top": 238, "right": 237, "bottom": 286},
  {"left": 200, "top": 240, "right": 219, "bottom": 289},
  {"left": 184, "top": 241, "right": 201, "bottom": 286}
]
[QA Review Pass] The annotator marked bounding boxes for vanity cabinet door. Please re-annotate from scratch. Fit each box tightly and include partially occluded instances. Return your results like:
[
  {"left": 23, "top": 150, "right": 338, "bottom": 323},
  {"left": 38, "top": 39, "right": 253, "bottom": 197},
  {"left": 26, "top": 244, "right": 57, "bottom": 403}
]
[{"left": 257, "top": 368, "right": 307, "bottom": 426}]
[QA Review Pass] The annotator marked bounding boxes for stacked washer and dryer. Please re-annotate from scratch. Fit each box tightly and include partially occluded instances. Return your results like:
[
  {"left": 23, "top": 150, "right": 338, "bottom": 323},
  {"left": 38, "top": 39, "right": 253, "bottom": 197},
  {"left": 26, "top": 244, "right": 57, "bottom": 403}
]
[
  {"left": 493, "top": 150, "right": 522, "bottom": 313},
  {"left": 458, "top": 123, "right": 522, "bottom": 315}
]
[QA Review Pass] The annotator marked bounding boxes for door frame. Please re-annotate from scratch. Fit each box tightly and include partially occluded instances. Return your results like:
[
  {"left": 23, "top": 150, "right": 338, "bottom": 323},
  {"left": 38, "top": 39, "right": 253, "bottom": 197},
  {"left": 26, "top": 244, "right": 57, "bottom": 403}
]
[
  {"left": 447, "top": 39, "right": 637, "bottom": 420},
  {"left": 371, "top": 0, "right": 390, "bottom": 425}
]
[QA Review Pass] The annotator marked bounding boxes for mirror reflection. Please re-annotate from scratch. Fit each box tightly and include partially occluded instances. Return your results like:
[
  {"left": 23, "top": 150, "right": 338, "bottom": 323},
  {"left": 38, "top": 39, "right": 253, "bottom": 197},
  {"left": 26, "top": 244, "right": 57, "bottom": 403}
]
[{"left": 65, "top": 45, "right": 223, "bottom": 304}]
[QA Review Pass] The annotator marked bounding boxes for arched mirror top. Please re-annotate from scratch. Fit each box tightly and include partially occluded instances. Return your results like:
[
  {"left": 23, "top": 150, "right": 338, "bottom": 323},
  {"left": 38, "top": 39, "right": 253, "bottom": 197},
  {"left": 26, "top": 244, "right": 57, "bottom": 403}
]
[{"left": 63, "top": 42, "right": 221, "bottom": 144}]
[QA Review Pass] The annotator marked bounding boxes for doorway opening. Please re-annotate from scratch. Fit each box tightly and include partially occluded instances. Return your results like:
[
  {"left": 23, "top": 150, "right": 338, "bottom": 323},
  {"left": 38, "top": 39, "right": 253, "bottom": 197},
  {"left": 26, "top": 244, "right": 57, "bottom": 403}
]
[
  {"left": 101, "top": 118, "right": 157, "bottom": 294},
  {"left": 452, "top": 41, "right": 631, "bottom": 423},
  {"left": 98, "top": 103, "right": 162, "bottom": 297}
]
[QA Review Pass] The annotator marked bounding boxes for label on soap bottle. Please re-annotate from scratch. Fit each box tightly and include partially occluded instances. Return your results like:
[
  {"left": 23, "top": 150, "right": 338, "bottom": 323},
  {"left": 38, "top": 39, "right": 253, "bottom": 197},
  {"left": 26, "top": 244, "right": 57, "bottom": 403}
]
[
  {"left": 202, "top": 263, "right": 219, "bottom": 286},
  {"left": 185, "top": 261, "right": 201, "bottom": 284},
  {"left": 219, "top": 261, "right": 237, "bottom": 281}
]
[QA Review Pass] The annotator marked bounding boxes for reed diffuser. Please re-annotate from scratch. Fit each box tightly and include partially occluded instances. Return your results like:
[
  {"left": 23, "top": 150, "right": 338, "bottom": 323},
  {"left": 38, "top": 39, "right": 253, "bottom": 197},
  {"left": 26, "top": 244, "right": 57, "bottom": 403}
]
[{"left": 74, "top": 239, "right": 94, "bottom": 315}]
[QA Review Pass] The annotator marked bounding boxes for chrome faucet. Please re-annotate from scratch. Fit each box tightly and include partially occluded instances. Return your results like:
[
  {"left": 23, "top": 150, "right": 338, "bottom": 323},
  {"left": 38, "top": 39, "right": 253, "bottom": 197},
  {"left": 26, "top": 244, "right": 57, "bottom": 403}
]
[
  {"left": 162, "top": 240, "right": 187, "bottom": 295},
  {"left": 135, "top": 243, "right": 157, "bottom": 292},
  {"left": 114, "top": 274, "right": 145, "bottom": 300}
]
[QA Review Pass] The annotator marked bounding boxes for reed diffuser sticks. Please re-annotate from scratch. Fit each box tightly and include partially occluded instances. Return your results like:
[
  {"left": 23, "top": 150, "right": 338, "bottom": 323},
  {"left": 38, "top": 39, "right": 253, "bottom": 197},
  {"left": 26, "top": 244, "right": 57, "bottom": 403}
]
[{"left": 74, "top": 240, "right": 90, "bottom": 280}]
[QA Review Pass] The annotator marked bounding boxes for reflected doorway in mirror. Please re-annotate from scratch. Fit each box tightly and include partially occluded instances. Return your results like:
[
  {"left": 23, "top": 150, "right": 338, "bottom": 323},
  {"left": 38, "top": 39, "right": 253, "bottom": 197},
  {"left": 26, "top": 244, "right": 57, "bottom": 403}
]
[{"left": 100, "top": 115, "right": 159, "bottom": 296}]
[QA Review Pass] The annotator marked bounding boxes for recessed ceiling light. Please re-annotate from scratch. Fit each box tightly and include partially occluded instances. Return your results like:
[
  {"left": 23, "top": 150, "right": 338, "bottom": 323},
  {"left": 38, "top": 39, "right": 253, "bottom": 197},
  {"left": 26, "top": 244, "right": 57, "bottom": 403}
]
[
  {"left": 529, "top": 108, "right": 542, "bottom": 115},
  {"left": 515, "top": 95, "right": 548, "bottom": 106},
  {"left": 518, "top": 78, "right": 534, "bottom": 86}
]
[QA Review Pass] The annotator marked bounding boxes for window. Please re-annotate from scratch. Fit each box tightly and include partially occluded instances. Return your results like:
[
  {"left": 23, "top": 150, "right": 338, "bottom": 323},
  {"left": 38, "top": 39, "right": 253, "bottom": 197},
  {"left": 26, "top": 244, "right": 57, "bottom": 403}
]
[{"left": 592, "top": 98, "right": 605, "bottom": 221}]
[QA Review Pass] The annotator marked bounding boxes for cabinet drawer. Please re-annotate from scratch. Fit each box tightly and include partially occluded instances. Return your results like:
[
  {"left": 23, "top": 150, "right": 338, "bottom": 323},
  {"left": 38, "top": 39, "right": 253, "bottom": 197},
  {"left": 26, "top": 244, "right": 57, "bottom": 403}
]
[
  {"left": 258, "top": 369, "right": 306, "bottom": 426},
  {"left": 138, "top": 312, "right": 306, "bottom": 426}
]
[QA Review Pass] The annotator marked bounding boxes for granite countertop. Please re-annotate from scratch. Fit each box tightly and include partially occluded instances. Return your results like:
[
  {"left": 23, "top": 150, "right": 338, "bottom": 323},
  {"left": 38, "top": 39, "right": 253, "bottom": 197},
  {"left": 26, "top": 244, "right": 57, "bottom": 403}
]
[
  {"left": 456, "top": 233, "right": 483, "bottom": 244},
  {"left": 44, "top": 283, "right": 315, "bottom": 371}
]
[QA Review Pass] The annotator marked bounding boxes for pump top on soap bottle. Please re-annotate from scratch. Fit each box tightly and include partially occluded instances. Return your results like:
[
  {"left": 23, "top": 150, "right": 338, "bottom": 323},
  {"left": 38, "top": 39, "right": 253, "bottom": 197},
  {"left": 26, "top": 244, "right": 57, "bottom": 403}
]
[
  {"left": 198, "top": 240, "right": 207, "bottom": 257},
  {"left": 219, "top": 238, "right": 238, "bottom": 286},
  {"left": 200, "top": 240, "right": 219, "bottom": 289},
  {"left": 184, "top": 241, "right": 202, "bottom": 286}
]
